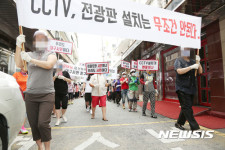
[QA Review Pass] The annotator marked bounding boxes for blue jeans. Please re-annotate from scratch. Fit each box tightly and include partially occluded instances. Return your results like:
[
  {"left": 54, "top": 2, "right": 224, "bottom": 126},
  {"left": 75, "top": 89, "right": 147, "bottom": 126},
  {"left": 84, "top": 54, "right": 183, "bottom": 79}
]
[{"left": 121, "top": 89, "right": 128, "bottom": 104}]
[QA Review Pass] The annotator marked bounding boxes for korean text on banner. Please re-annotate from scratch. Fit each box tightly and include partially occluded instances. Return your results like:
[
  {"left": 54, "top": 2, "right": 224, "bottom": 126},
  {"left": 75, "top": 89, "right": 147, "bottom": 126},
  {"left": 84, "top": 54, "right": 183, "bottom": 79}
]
[
  {"left": 131, "top": 61, "right": 137, "bottom": 69},
  {"left": 48, "top": 40, "right": 73, "bottom": 55},
  {"left": 16, "top": 0, "right": 202, "bottom": 49},
  {"left": 121, "top": 61, "right": 131, "bottom": 69},
  {"left": 137, "top": 60, "right": 159, "bottom": 71},
  {"left": 104, "top": 68, "right": 117, "bottom": 79},
  {"left": 63, "top": 62, "right": 86, "bottom": 77},
  {"left": 86, "top": 62, "right": 109, "bottom": 74}
]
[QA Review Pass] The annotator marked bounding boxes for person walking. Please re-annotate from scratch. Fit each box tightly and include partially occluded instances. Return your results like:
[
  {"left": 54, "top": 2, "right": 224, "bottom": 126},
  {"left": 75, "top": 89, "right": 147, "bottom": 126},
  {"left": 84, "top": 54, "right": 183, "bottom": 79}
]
[
  {"left": 115, "top": 74, "right": 122, "bottom": 107},
  {"left": 174, "top": 48, "right": 203, "bottom": 131},
  {"left": 13, "top": 68, "right": 29, "bottom": 134},
  {"left": 128, "top": 69, "right": 140, "bottom": 112},
  {"left": 53, "top": 60, "right": 72, "bottom": 126},
  {"left": 120, "top": 72, "right": 129, "bottom": 109},
  {"left": 140, "top": 70, "right": 158, "bottom": 118},
  {"left": 89, "top": 74, "right": 109, "bottom": 121},
  {"left": 82, "top": 74, "right": 94, "bottom": 114},
  {"left": 15, "top": 30, "right": 57, "bottom": 150},
  {"left": 68, "top": 81, "right": 74, "bottom": 105}
]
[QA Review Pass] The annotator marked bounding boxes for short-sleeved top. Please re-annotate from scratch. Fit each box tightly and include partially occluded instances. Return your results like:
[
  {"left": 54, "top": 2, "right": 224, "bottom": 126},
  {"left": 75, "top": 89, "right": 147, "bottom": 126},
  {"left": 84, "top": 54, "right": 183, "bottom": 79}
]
[
  {"left": 174, "top": 57, "right": 196, "bottom": 95},
  {"left": 13, "top": 72, "right": 28, "bottom": 92},
  {"left": 68, "top": 82, "right": 74, "bottom": 93},
  {"left": 120, "top": 77, "right": 129, "bottom": 90},
  {"left": 25, "top": 51, "right": 56, "bottom": 94},
  {"left": 54, "top": 71, "right": 70, "bottom": 95},
  {"left": 85, "top": 79, "right": 92, "bottom": 93},
  {"left": 90, "top": 74, "right": 107, "bottom": 96}
]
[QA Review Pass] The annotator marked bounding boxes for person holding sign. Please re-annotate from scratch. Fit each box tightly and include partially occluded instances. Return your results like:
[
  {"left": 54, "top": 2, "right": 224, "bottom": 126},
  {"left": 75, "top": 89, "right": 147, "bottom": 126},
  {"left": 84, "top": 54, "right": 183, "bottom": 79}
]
[
  {"left": 15, "top": 30, "right": 57, "bottom": 150},
  {"left": 140, "top": 71, "right": 158, "bottom": 118},
  {"left": 53, "top": 60, "right": 72, "bottom": 126},
  {"left": 120, "top": 72, "right": 129, "bottom": 109},
  {"left": 128, "top": 69, "right": 140, "bottom": 112},
  {"left": 89, "top": 74, "right": 109, "bottom": 121},
  {"left": 174, "top": 48, "right": 202, "bottom": 131}
]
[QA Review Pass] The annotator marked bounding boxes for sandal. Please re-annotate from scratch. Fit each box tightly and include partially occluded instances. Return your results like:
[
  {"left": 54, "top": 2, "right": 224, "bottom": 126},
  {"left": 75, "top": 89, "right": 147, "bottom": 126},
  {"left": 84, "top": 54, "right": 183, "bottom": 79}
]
[{"left": 102, "top": 118, "right": 108, "bottom": 121}]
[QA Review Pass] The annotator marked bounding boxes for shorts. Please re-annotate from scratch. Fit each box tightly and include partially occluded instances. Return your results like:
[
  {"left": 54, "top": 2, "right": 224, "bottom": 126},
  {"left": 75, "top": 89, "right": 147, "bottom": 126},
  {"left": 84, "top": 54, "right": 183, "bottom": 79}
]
[
  {"left": 92, "top": 95, "right": 106, "bottom": 108},
  {"left": 68, "top": 93, "right": 73, "bottom": 99},
  {"left": 55, "top": 94, "right": 68, "bottom": 109},
  {"left": 85, "top": 93, "right": 92, "bottom": 103}
]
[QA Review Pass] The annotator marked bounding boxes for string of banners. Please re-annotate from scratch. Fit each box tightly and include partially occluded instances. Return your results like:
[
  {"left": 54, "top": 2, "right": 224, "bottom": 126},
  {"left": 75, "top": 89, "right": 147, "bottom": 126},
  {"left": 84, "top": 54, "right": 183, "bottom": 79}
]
[
  {"left": 62, "top": 62, "right": 86, "bottom": 77},
  {"left": 17, "top": 0, "right": 201, "bottom": 49}
]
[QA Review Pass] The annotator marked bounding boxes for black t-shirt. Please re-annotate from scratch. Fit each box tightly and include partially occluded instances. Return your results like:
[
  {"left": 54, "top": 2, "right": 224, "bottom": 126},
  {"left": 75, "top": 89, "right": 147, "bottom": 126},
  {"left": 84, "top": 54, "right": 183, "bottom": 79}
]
[
  {"left": 54, "top": 71, "right": 70, "bottom": 95},
  {"left": 174, "top": 57, "right": 196, "bottom": 95}
]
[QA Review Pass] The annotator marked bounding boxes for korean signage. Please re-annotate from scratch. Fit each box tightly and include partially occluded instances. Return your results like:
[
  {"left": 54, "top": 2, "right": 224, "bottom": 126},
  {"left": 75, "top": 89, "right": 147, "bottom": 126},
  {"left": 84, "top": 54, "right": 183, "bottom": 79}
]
[
  {"left": 86, "top": 62, "right": 109, "bottom": 74},
  {"left": 16, "top": 0, "right": 202, "bottom": 49},
  {"left": 104, "top": 68, "right": 117, "bottom": 79},
  {"left": 62, "top": 62, "right": 86, "bottom": 77},
  {"left": 131, "top": 61, "right": 137, "bottom": 69},
  {"left": 48, "top": 39, "right": 73, "bottom": 55},
  {"left": 121, "top": 61, "right": 130, "bottom": 69},
  {"left": 137, "top": 60, "right": 159, "bottom": 71}
]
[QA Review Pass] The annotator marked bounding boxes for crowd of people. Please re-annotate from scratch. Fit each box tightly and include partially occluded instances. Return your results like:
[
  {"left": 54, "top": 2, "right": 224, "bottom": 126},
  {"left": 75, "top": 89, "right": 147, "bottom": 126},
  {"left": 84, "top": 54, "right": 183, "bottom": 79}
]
[{"left": 13, "top": 30, "right": 203, "bottom": 150}]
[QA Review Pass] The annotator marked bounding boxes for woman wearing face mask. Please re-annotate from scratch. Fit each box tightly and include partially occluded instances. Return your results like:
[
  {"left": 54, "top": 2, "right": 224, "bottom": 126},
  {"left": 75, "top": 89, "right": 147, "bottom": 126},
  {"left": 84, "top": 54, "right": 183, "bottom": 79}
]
[
  {"left": 140, "top": 70, "right": 158, "bottom": 118},
  {"left": 174, "top": 48, "right": 203, "bottom": 132},
  {"left": 89, "top": 74, "right": 109, "bottom": 121},
  {"left": 15, "top": 31, "right": 57, "bottom": 150},
  {"left": 53, "top": 60, "right": 72, "bottom": 126},
  {"left": 128, "top": 69, "right": 140, "bottom": 112},
  {"left": 120, "top": 72, "right": 129, "bottom": 109},
  {"left": 13, "top": 68, "right": 29, "bottom": 134},
  {"left": 115, "top": 74, "right": 122, "bottom": 107}
]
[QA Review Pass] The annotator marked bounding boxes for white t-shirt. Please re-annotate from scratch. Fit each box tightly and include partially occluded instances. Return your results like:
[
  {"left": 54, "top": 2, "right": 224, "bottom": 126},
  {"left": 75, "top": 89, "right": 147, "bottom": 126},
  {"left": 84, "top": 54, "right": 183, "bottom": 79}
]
[
  {"left": 89, "top": 74, "right": 107, "bottom": 96},
  {"left": 85, "top": 80, "right": 92, "bottom": 93}
]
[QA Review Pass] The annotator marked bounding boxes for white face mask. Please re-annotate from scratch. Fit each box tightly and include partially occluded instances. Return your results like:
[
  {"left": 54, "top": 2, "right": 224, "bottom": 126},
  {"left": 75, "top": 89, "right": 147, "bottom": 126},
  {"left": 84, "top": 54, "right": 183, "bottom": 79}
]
[
  {"left": 131, "top": 73, "right": 135, "bottom": 76},
  {"left": 123, "top": 75, "right": 126, "bottom": 78},
  {"left": 34, "top": 41, "right": 48, "bottom": 51},
  {"left": 117, "top": 77, "right": 120, "bottom": 79},
  {"left": 181, "top": 50, "right": 190, "bottom": 57}
]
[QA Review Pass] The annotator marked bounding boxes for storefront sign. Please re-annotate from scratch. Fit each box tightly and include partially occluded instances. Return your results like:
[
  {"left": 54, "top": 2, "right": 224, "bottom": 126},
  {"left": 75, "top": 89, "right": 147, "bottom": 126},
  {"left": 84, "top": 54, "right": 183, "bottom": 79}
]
[
  {"left": 48, "top": 39, "right": 73, "bottom": 55},
  {"left": 16, "top": 0, "right": 201, "bottom": 49},
  {"left": 62, "top": 62, "right": 86, "bottom": 77},
  {"left": 86, "top": 62, "right": 109, "bottom": 74},
  {"left": 137, "top": 60, "right": 159, "bottom": 71},
  {"left": 131, "top": 61, "right": 137, "bottom": 69},
  {"left": 121, "top": 61, "right": 131, "bottom": 69}
]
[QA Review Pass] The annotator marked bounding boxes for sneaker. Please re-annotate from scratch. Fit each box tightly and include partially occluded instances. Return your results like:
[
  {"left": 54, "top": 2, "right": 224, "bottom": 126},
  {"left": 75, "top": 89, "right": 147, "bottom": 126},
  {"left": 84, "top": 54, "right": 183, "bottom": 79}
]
[
  {"left": 129, "top": 109, "right": 132, "bottom": 112},
  {"left": 86, "top": 108, "right": 90, "bottom": 112},
  {"left": 142, "top": 112, "right": 146, "bottom": 116},
  {"left": 133, "top": 109, "right": 137, "bottom": 112},
  {"left": 52, "top": 114, "right": 56, "bottom": 118},
  {"left": 62, "top": 116, "right": 68, "bottom": 123},
  {"left": 71, "top": 101, "right": 74, "bottom": 104},
  {"left": 19, "top": 128, "right": 28, "bottom": 134},
  {"left": 123, "top": 106, "right": 125, "bottom": 109},
  {"left": 90, "top": 109, "right": 92, "bottom": 115},
  {"left": 117, "top": 104, "right": 120, "bottom": 107},
  {"left": 55, "top": 119, "right": 61, "bottom": 126}
]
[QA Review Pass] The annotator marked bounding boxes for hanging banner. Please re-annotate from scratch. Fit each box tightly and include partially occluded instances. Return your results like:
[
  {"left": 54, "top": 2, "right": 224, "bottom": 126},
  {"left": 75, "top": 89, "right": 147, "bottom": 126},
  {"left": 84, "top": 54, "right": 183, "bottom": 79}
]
[
  {"left": 137, "top": 60, "right": 159, "bottom": 71},
  {"left": 104, "top": 68, "right": 118, "bottom": 79},
  {"left": 131, "top": 60, "right": 137, "bottom": 69},
  {"left": 48, "top": 39, "right": 73, "bottom": 55},
  {"left": 62, "top": 62, "right": 86, "bottom": 77},
  {"left": 121, "top": 60, "right": 131, "bottom": 69},
  {"left": 16, "top": 0, "right": 202, "bottom": 49},
  {"left": 86, "top": 62, "right": 109, "bottom": 74}
]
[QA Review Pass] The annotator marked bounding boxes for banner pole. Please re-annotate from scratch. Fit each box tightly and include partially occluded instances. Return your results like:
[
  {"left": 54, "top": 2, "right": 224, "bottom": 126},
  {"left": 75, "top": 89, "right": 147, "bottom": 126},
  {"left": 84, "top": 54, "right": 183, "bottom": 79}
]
[
  {"left": 19, "top": 26, "right": 27, "bottom": 71},
  {"left": 195, "top": 49, "right": 199, "bottom": 76}
]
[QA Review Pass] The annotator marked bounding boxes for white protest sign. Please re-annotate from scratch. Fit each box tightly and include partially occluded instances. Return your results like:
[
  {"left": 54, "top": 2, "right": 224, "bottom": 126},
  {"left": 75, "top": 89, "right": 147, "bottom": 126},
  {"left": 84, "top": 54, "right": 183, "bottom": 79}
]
[
  {"left": 16, "top": 0, "right": 201, "bottom": 49},
  {"left": 86, "top": 62, "right": 109, "bottom": 74},
  {"left": 62, "top": 62, "right": 86, "bottom": 77},
  {"left": 48, "top": 39, "right": 73, "bottom": 55},
  {"left": 104, "top": 68, "right": 117, "bottom": 79},
  {"left": 131, "top": 60, "right": 138, "bottom": 69},
  {"left": 121, "top": 60, "right": 131, "bottom": 69},
  {"left": 137, "top": 60, "right": 159, "bottom": 71}
]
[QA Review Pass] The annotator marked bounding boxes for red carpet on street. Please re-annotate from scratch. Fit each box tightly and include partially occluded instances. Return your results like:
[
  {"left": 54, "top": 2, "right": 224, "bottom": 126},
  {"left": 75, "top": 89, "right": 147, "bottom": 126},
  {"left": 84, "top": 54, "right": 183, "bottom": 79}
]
[{"left": 137, "top": 101, "right": 225, "bottom": 129}]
